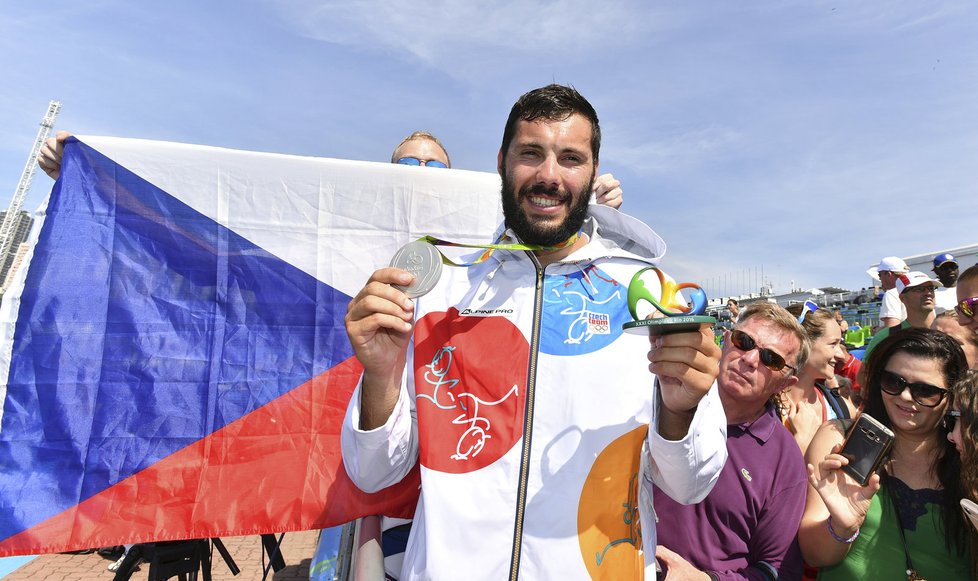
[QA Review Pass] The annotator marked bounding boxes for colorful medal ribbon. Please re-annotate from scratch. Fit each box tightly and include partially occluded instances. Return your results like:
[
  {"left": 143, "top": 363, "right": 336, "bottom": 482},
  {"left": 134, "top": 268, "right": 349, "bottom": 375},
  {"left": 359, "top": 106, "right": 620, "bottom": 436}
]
[{"left": 418, "top": 232, "right": 581, "bottom": 268}]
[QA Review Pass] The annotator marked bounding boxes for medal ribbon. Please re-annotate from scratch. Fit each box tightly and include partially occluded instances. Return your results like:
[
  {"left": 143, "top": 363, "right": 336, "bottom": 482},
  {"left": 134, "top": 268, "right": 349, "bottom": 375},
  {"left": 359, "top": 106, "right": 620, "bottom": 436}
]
[{"left": 418, "top": 232, "right": 581, "bottom": 267}]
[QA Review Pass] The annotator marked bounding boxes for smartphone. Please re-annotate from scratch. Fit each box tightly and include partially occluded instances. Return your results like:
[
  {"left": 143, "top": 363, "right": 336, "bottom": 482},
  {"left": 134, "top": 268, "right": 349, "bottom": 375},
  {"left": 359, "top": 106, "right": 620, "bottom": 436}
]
[
  {"left": 961, "top": 499, "right": 978, "bottom": 532},
  {"left": 839, "top": 413, "right": 894, "bottom": 486}
]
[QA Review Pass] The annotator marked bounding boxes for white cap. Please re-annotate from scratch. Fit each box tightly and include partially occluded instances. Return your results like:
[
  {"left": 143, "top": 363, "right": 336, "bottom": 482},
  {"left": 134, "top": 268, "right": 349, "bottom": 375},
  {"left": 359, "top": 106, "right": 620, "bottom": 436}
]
[
  {"left": 867, "top": 256, "right": 910, "bottom": 281},
  {"left": 895, "top": 271, "right": 941, "bottom": 294}
]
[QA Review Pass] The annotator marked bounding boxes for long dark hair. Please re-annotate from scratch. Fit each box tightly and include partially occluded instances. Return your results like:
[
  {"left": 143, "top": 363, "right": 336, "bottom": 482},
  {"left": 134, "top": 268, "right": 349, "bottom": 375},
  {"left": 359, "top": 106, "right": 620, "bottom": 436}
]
[
  {"left": 952, "top": 370, "right": 978, "bottom": 574},
  {"left": 861, "top": 328, "right": 969, "bottom": 555}
]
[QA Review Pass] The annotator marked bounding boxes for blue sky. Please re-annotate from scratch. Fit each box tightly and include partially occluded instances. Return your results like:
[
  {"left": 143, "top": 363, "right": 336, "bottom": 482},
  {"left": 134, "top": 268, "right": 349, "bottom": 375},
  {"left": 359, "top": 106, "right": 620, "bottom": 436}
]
[{"left": 1, "top": 1, "right": 975, "bottom": 296}]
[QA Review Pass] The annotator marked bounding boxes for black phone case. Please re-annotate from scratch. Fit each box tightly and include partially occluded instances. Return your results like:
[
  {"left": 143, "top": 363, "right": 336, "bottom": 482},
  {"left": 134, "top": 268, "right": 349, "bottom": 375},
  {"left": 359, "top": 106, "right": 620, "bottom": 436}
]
[{"left": 840, "top": 413, "right": 894, "bottom": 486}]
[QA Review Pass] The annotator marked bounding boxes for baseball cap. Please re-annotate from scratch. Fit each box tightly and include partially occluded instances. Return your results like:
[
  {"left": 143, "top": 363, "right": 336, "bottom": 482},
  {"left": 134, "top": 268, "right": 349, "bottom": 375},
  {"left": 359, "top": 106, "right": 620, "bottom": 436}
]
[
  {"left": 895, "top": 271, "right": 941, "bottom": 294},
  {"left": 866, "top": 256, "right": 910, "bottom": 281},
  {"left": 932, "top": 253, "right": 957, "bottom": 270}
]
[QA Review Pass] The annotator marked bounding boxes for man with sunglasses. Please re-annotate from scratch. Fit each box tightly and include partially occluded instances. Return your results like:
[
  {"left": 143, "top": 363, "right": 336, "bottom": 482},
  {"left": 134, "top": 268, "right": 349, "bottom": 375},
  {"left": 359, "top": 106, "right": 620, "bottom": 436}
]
[
  {"left": 391, "top": 131, "right": 453, "bottom": 169},
  {"left": 863, "top": 271, "right": 940, "bottom": 361},
  {"left": 956, "top": 263, "right": 978, "bottom": 334},
  {"left": 932, "top": 253, "right": 959, "bottom": 314},
  {"left": 654, "top": 302, "right": 810, "bottom": 580}
]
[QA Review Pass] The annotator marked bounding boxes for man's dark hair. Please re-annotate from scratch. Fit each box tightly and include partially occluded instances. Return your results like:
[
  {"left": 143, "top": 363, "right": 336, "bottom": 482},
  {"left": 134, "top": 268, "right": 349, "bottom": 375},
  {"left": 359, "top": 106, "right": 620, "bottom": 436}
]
[{"left": 500, "top": 84, "right": 600, "bottom": 164}]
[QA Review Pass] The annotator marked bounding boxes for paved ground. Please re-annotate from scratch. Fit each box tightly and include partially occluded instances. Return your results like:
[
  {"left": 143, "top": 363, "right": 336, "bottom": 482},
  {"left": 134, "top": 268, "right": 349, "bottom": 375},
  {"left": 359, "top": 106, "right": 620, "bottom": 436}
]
[{"left": 2, "top": 530, "right": 321, "bottom": 580}]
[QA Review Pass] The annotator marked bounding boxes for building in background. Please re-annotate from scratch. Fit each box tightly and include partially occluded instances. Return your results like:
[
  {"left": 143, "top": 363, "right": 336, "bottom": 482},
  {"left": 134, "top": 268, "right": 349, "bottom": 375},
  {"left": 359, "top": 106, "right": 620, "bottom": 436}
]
[
  {"left": 0, "top": 210, "right": 34, "bottom": 291},
  {"left": 902, "top": 244, "right": 978, "bottom": 275}
]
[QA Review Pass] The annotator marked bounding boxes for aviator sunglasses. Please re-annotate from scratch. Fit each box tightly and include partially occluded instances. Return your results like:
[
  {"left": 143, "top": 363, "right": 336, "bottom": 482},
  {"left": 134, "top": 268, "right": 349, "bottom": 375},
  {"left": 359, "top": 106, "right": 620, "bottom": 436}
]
[
  {"left": 396, "top": 157, "right": 448, "bottom": 168},
  {"left": 956, "top": 297, "right": 978, "bottom": 318},
  {"left": 879, "top": 369, "right": 948, "bottom": 407},
  {"left": 729, "top": 329, "right": 796, "bottom": 373}
]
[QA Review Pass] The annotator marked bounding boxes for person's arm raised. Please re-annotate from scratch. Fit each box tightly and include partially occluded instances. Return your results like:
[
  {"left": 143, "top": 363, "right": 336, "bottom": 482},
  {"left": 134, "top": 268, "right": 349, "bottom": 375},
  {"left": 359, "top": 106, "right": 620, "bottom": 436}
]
[
  {"left": 798, "top": 422, "right": 880, "bottom": 567},
  {"left": 345, "top": 267, "right": 417, "bottom": 430}
]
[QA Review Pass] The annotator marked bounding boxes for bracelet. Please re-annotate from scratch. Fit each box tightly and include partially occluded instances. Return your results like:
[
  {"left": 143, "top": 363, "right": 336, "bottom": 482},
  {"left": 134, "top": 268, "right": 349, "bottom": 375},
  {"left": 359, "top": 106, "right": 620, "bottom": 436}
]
[{"left": 827, "top": 516, "right": 860, "bottom": 544}]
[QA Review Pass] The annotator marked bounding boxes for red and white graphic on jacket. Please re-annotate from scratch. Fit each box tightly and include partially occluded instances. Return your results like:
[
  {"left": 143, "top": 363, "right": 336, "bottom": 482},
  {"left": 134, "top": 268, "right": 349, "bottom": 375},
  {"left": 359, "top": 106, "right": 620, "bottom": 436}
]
[{"left": 414, "top": 307, "right": 528, "bottom": 474}]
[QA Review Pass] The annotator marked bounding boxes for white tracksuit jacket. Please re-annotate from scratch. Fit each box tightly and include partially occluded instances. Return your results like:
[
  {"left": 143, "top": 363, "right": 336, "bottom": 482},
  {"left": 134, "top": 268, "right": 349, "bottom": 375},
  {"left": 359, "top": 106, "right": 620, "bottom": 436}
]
[{"left": 343, "top": 205, "right": 727, "bottom": 580}]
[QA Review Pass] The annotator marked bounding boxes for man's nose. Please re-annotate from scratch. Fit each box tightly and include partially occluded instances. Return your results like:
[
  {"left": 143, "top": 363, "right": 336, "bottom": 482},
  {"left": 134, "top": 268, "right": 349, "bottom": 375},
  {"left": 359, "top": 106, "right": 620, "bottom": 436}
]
[{"left": 535, "top": 154, "right": 560, "bottom": 187}]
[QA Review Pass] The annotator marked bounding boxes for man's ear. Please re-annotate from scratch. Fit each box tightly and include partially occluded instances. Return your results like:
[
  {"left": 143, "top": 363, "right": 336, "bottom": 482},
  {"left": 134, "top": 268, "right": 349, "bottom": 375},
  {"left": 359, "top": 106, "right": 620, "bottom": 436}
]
[
  {"left": 497, "top": 149, "right": 504, "bottom": 176},
  {"left": 777, "top": 375, "right": 800, "bottom": 393}
]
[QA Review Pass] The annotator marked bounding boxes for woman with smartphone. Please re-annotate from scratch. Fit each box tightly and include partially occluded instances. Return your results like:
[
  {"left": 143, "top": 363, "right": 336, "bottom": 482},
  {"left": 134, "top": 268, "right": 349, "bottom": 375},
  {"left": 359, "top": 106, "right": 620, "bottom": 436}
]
[
  {"left": 778, "top": 305, "right": 856, "bottom": 455},
  {"left": 949, "top": 370, "right": 978, "bottom": 577},
  {"left": 799, "top": 328, "right": 970, "bottom": 579}
]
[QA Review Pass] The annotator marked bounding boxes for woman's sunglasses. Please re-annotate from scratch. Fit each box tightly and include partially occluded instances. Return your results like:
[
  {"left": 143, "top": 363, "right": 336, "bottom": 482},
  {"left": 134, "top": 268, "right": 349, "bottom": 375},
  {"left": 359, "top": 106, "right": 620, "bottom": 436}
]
[
  {"left": 946, "top": 409, "right": 961, "bottom": 430},
  {"left": 729, "top": 329, "right": 796, "bottom": 373},
  {"left": 879, "top": 369, "right": 948, "bottom": 407},
  {"left": 956, "top": 297, "right": 978, "bottom": 318},
  {"left": 396, "top": 157, "right": 448, "bottom": 168}
]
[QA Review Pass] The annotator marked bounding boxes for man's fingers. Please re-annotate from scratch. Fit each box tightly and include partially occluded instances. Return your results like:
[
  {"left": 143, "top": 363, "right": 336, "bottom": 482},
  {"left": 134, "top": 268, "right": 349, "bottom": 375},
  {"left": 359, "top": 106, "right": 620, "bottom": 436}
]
[
  {"left": 595, "top": 189, "right": 623, "bottom": 209},
  {"left": 38, "top": 136, "right": 67, "bottom": 180},
  {"left": 348, "top": 310, "right": 413, "bottom": 339},
  {"left": 345, "top": 267, "right": 420, "bottom": 340},
  {"left": 592, "top": 173, "right": 620, "bottom": 195},
  {"left": 654, "top": 544, "right": 679, "bottom": 562},
  {"left": 347, "top": 292, "right": 413, "bottom": 325},
  {"left": 648, "top": 329, "right": 719, "bottom": 373},
  {"left": 648, "top": 347, "right": 717, "bottom": 378},
  {"left": 348, "top": 268, "right": 416, "bottom": 311},
  {"left": 366, "top": 266, "right": 416, "bottom": 288}
]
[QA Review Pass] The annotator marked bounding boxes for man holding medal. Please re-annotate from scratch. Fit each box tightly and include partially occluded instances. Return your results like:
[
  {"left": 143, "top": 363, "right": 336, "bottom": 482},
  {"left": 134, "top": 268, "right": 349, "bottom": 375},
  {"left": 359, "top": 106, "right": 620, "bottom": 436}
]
[{"left": 342, "top": 84, "right": 727, "bottom": 579}]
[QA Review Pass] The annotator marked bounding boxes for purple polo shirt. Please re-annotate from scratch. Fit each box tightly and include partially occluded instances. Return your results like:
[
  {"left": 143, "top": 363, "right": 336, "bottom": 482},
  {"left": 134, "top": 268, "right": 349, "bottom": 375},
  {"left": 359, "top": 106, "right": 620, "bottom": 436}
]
[{"left": 653, "top": 402, "right": 807, "bottom": 581}]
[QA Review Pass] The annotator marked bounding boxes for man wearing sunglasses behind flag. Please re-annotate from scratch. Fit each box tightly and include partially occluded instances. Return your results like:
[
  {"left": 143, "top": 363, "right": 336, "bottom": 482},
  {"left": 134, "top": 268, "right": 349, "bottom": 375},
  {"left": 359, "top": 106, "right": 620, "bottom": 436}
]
[
  {"left": 654, "top": 302, "right": 810, "bottom": 579},
  {"left": 342, "top": 84, "right": 726, "bottom": 579}
]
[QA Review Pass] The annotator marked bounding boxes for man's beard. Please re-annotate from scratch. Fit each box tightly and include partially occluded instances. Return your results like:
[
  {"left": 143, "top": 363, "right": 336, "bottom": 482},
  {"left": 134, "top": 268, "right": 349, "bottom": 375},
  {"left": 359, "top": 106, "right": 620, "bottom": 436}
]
[{"left": 500, "top": 168, "right": 593, "bottom": 247}]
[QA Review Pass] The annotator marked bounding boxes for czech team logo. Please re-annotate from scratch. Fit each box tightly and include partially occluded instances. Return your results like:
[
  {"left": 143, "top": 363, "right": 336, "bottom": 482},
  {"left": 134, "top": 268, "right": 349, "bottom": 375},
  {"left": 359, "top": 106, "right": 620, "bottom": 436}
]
[
  {"left": 413, "top": 307, "right": 528, "bottom": 474},
  {"left": 541, "top": 265, "right": 629, "bottom": 356}
]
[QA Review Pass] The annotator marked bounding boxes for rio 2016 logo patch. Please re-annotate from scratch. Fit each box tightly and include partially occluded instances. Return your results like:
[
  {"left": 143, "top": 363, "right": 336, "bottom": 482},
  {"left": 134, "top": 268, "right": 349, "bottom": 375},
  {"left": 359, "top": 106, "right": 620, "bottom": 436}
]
[
  {"left": 541, "top": 265, "right": 629, "bottom": 356},
  {"left": 413, "top": 307, "right": 528, "bottom": 474}
]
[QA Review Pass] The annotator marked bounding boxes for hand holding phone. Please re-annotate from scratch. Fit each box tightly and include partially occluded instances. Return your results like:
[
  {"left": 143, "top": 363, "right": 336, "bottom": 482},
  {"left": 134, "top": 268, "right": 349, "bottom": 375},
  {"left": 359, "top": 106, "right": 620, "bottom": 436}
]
[
  {"left": 961, "top": 499, "right": 978, "bottom": 532},
  {"left": 839, "top": 413, "right": 894, "bottom": 486}
]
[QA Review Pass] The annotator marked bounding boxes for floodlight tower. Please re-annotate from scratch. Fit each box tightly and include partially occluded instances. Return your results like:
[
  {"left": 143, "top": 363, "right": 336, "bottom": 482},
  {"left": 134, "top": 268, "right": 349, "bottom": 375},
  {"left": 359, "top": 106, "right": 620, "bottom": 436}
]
[{"left": 0, "top": 100, "right": 61, "bottom": 282}]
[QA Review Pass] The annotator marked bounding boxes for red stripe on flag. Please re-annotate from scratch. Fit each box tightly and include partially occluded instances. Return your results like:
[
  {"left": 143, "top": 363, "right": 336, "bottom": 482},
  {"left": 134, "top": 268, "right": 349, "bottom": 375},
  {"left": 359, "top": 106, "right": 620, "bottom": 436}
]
[{"left": 0, "top": 356, "right": 420, "bottom": 556}]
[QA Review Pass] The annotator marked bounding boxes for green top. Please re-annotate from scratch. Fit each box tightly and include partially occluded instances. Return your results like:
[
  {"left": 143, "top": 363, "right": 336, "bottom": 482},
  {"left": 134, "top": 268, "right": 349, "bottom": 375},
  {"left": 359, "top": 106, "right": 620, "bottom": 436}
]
[
  {"left": 818, "top": 478, "right": 970, "bottom": 580},
  {"left": 861, "top": 320, "right": 910, "bottom": 362}
]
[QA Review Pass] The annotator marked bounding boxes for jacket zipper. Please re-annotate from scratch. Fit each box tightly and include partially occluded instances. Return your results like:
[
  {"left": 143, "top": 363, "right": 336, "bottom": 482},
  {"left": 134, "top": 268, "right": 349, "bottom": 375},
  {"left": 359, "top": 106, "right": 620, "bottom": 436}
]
[{"left": 507, "top": 257, "right": 546, "bottom": 581}]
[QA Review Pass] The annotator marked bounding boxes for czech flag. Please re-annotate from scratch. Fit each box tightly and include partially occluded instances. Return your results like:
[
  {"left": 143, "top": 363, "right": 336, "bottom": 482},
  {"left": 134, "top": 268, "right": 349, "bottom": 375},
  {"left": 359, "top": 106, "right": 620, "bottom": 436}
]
[{"left": 0, "top": 137, "right": 502, "bottom": 556}]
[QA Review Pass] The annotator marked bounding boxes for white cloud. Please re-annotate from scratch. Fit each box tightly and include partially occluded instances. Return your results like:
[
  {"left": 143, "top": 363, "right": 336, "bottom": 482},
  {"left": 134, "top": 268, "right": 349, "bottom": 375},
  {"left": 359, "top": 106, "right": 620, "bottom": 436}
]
[
  {"left": 604, "top": 125, "right": 742, "bottom": 176},
  {"left": 264, "top": 0, "right": 665, "bottom": 81}
]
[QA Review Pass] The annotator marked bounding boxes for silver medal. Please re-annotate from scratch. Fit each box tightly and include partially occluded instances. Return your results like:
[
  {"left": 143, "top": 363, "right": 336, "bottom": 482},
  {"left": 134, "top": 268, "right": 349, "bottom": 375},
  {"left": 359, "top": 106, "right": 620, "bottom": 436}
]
[{"left": 389, "top": 240, "right": 443, "bottom": 298}]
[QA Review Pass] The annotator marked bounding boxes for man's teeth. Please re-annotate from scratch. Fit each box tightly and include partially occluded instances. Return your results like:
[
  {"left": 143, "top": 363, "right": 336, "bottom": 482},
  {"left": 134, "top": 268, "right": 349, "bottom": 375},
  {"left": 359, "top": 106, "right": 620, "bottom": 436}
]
[{"left": 529, "top": 196, "right": 562, "bottom": 207}]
